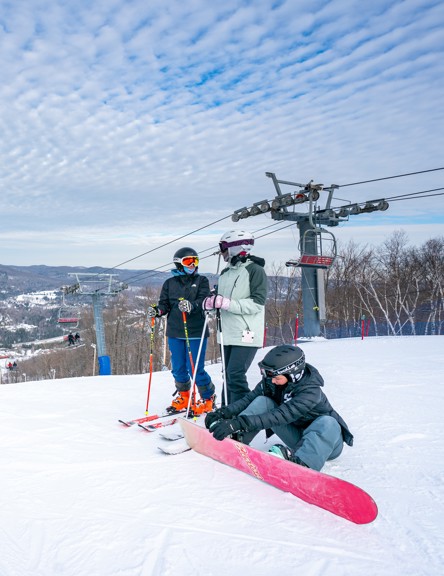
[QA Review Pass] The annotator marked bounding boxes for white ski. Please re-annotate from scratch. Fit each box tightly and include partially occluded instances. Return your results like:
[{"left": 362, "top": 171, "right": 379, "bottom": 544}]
[
  {"left": 159, "top": 431, "right": 184, "bottom": 441},
  {"left": 158, "top": 438, "right": 190, "bottom": 455}
]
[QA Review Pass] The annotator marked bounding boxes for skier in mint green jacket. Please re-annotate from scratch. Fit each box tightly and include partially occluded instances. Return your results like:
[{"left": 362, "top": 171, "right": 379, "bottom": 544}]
[{"left": 203, "top": 230, "right": 267, "bottom": 404}]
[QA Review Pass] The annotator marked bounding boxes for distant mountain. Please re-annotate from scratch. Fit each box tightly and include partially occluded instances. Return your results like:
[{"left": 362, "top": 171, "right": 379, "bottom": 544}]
[{"left": 0, "top": 264, "right": 219, "bottom": 297}]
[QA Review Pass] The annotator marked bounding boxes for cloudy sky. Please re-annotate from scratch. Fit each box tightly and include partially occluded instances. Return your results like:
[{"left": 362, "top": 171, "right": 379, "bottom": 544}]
[{"left": 1, "top": 0, "right": 443, "bottom": 275}]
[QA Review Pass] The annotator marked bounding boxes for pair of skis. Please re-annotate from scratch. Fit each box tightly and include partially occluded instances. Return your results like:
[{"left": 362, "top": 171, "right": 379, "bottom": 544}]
[
  {"left": 118, "top": 410, "right": 188, "bottom": 431},
  {"left": 119, "top": 410, "right": 191, "bottom": 452}
]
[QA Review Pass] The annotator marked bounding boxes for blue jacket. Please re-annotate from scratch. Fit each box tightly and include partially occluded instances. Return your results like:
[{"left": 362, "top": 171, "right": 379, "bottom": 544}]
[{"left": 158, "top": 271, "right": 211, "bottom": 339}]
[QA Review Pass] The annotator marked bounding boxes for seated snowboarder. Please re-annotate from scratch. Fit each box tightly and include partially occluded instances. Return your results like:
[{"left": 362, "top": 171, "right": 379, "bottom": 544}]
[{"left": 204, "top": 344, "right": 353, "bottom": 471}]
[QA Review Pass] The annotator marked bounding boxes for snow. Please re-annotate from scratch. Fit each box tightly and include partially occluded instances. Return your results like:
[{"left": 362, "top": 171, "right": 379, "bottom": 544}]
[
  {"left": 1, "top": 336, "right": 443, "bottom": 576},
  {"left": 15, "top": 291, "right": 58, "bottom": 305}
]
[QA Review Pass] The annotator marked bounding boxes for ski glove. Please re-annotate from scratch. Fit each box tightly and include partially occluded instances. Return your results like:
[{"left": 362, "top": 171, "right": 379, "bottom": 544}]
[
  {"left": 210, "top": 418, "right": 243, "bottom": 441},
  {"left": 147, "top": 305, "right": 163, "bottom": 318},
  {"left": 178, "top": 299, "right": 193, "bottom": 313},
  {"left": 202, "top": 295, "right": 231, "bottom": 311},
  {"left": 204, "top": 407, "right": 231, "bottom": 429}
]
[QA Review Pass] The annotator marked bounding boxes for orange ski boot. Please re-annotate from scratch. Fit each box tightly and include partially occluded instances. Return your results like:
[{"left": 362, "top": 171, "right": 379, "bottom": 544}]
[
  {"left": 191, "top": 395, "right": 216, "bottom": 416},
  {"left": 166, "top": 390, "right": 191, "bottom": 413}
]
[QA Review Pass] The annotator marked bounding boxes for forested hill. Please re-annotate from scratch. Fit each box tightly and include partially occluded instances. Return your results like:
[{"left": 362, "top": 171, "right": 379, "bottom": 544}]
[{"left": 0, "top": 264, "right": 218, "bottom": 297}]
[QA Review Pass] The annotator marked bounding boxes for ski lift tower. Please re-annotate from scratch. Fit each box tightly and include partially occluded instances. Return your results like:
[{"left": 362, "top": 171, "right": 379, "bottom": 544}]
[
  {"left": 231, "top": 172, "right": 389, "bottom": 338},
  {"left": 62, "top": 273, "right": 127, "bottom": 375}
]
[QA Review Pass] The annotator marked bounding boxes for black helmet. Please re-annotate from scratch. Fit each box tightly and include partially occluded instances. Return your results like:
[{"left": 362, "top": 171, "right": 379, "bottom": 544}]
[
  {"left": 258, "top": 345, "right": 305, "bottom": 377},
  {"left": 173, "top": 247, "right": 199, "bottom": 271}
]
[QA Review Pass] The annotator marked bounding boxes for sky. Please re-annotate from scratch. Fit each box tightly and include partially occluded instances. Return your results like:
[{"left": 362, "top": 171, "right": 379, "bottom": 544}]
[
  {"left": 1, "top": 335, "right": 443, "bottom": 575},
  {"left": 1, "top": 0, "right": 444, "bottom": 275}
]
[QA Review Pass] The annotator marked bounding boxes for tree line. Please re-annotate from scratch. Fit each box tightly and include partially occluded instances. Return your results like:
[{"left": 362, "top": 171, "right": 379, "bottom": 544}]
[{"left": 7, "top": 232, "right": 443, "bottom": 383}]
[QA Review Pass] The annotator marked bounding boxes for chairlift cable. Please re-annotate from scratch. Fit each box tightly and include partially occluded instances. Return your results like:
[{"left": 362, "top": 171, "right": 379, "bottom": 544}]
[
  {"left": 338, "top": 167, "right": 444, "bottom": 188},
  {"left": 66, "top": 167, "right": 444, "bottom": 292},
  {"left": 97, "top": 214, "right": 232, "bottom": 275},
  {"left": 99, "top": 220, "right": 293, "bottom": 288},
  {"left": 384, "top": 187, "right": 444, "bottom": 201}
]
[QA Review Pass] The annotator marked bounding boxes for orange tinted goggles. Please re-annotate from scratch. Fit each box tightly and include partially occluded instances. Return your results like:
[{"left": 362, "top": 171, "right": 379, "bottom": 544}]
[{"left": 180, "top": 256, "right": 199, "bottom": 267}]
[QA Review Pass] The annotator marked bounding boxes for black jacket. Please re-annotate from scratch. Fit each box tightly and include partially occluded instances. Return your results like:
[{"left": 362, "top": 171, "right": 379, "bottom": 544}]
[
  {"left": 158, "top": 271, "right": 211, "bottom": 339},
  {"left": 225, "top": 363, "right": 353, "bottom": 446}
]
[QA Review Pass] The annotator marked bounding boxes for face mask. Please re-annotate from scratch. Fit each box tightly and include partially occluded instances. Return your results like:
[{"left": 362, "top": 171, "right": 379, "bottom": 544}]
[{"left": 183, "top": 266, "right": 196, "bottom": 274}]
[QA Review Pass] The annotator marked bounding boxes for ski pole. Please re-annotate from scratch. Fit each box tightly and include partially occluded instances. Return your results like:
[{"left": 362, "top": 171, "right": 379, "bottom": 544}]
[
  {"left": 179, "top": 298, "right": 198, "bottom": 406},
  {"left": 145, "top": 315, "right": 156, "bottom": 415},
  {"left": 181, "top": 310, "right": 195, "bottom": 373},
  {"left": 185, "top": 312, "right": 211, "bottom": 418},
  {"left": 216, "top": 307, "right": 228, "bottom": 406}
]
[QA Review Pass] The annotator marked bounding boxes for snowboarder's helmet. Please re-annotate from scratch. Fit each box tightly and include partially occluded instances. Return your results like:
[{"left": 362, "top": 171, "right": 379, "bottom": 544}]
[
  {"left": 258, "top": 345, "right": 305, "bottom": 378},
  {"left": 219, "top": 230, "right": 254, "bottom": 258},
  {"left": 173, "top": 247, "right": 199, "bottom": 271}
]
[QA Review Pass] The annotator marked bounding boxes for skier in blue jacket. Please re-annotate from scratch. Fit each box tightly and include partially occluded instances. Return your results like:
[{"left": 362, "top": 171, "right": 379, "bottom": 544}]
[{"left": 147, "top": 247, "right": 215, "bottom": 415}]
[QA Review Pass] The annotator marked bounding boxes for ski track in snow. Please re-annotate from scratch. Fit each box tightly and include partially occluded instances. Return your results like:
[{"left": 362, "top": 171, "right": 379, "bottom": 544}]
[{"left": 0, "top": 336, "right": 443, "bottom": 575}]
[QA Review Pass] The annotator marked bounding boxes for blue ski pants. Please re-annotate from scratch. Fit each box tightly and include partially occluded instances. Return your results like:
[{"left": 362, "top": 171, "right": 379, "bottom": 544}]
[
  {"left": 240, "top": 396, "right": 344, "bottom": 471},
  {"left": 168, "top": 337, "right": 214, "bottom": 400}
]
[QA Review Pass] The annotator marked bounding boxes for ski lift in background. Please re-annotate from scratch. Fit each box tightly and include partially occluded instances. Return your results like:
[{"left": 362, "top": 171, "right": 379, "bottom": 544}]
[
  {"left": 57, "top": 292, "right": 80, "bottom": 330},
  {"left": 57, "top": 308, "right": 80, "bottom": 329},
  {"left": 286, "top": 227, "right": 337, "bottom": 270}
]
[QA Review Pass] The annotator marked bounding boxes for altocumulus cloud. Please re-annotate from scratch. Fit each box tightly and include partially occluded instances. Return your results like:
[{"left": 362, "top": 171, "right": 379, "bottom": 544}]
[{"left": 0, "top": 0, "right": 443, "bottom": 268}]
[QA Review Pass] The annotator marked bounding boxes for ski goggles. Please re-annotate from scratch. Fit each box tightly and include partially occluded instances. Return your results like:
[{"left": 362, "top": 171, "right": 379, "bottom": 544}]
[
  {"left": 260, "top": 367, "right": 276, "bottom": 378},
  {"left": 219, "top": 238, "right": 254, "bottom": 252},
  {"left": 259, "top": 356, "right": 305, "bottom": 378},
  {"left": 174, "top": 255, "right": 199, "bottom": 267}
]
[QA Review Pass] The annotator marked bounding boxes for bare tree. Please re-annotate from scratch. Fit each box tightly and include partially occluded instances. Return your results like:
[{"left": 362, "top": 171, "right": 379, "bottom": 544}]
[
  {"left": 413, "top": 237, "right": 444, "bottom": 334},
  {"left": 265, "top": 263, "right": 301, "bottom": 344},
  {"left": 327, "top": 241, "right": 374, "bottom": 336}
]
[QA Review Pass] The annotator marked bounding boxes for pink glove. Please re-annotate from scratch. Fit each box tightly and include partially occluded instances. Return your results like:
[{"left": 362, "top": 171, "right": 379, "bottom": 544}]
[
  {"left": 214, "top": 295, "right": 231, "bottom": 310},
  {"left": 202, "top": 295, "right": 231, "bottom": 310},
  {"left": 203, "top": 296, "right": 216, "bottom": 310}
]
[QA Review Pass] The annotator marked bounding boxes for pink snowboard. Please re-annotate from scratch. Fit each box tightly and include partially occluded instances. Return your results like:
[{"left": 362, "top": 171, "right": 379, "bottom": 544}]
[{"left": 179, "top": 418, "right": 378, "bottom": 524}]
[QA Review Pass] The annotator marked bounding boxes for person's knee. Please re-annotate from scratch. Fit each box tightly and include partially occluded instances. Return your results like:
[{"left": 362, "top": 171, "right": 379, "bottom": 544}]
[
  {"left": 315, "top": 415, "right": 341, "bottom": 436},
  {"left": 240, "top": 396, "right": 275, "bottom": 416}
]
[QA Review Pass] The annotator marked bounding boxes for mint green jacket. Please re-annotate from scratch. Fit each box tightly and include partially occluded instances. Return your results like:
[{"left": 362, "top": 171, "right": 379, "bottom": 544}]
[{"left": 217, "top": 255, "right": 267, "bottom": 347}]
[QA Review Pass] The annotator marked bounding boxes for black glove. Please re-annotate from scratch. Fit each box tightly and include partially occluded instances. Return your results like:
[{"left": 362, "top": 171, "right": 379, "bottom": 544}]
[
  {"left": 147, "top": 305, "right": 162, "bottom": 318},
  {"left": 211, "top": 418, "right": 243, "bottom": 441},
  {"left": 204, "top": 407, "right": 230, "bottom": 429},
  {"left": 178, "top": 299, "right": 192, "bottom": 313}
]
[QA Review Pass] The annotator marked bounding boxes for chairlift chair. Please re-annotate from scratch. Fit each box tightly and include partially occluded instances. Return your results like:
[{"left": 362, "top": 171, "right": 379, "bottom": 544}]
[
  {"left": 57, "top": 291, "right": 81, "bottom": 329},
  {"left": 57, "top": 307, "right": 80, "bottom": 329},
  {"left": 286, "top": 227, "right": 337, "bottom": 270}
]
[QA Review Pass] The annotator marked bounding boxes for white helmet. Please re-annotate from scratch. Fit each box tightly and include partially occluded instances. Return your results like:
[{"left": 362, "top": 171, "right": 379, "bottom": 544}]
[{"left": 219, "top": 230, "right": 254, "bottom": 259}]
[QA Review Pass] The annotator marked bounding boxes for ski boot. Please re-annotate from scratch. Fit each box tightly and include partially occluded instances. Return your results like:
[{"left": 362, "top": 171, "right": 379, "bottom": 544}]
[
  {"left": 191, "top": 394, "right": 216, "bottom": 416},
  {"left": 268, "top": 444, "right": 309, "bottom": 467},
  {"left": 166, "top": 390, "right": 191, "bottom": 414}
]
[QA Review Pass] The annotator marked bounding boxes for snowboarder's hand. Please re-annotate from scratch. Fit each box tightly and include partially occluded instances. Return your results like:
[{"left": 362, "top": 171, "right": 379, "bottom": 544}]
[
  {"left": 211, "top": 418, "right": 243, "bottom": 441},
  {"left": 204, "top": 407, "right": 230, "bottom": 429},
  {"left": 178, "top": 299, "right": 192, "bottom": 313},
  {"left": 147, "top": 305, "right": 162, "bottom": 318}
]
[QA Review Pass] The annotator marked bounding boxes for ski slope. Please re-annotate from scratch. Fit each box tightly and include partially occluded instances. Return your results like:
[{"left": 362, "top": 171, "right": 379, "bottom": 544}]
[{"left": 0, "top": 336, "right": 443, "bottom": 576}]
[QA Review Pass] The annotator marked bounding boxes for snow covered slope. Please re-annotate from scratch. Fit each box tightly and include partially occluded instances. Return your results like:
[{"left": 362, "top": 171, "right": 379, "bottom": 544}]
[{"left": 1, "top": 336, "right": 443, "bottom": 576}]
